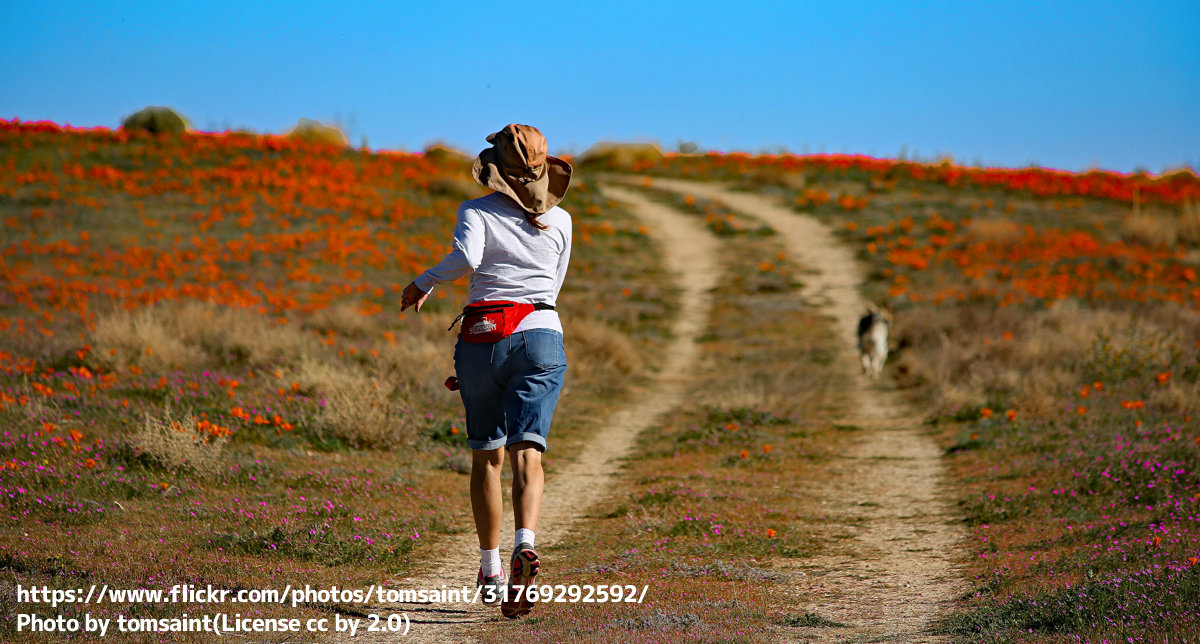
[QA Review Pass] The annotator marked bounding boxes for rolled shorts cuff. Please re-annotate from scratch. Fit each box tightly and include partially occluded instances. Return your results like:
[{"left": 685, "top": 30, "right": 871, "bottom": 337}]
[
  {"left": 467, "top": 436, "right": 508, "bottom": 451},
  {"left": 506, "top": 432, "right": 548, "bottom": 452}
]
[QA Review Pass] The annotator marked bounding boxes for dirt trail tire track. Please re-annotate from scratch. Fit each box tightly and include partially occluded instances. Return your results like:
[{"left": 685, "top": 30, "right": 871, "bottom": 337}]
[
  {"left": 345, "top": 184, "right": 719, "bottom": 643},
  {"left": 638, "top": 177, "right": 966, "bottom": 643}
]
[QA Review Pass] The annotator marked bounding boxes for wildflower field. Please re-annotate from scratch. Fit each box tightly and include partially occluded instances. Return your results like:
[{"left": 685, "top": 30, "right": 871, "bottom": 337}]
[
  {"left": 622, "top": 151, "right": 1200, "bottom": 642},
  {"left": 3, "top": 118, "right": 1199, "bottom": 642}
]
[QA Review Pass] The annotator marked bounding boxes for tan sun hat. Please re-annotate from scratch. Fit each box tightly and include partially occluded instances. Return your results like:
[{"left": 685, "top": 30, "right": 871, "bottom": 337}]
[{"left": 471, "top": 124, "right": 572, "bottom": 215}]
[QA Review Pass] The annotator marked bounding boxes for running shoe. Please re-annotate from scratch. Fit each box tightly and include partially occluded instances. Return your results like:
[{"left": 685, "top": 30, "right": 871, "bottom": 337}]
[
  {"left": 477, "top": 567, "right": 507, "bottom": 607},
  {"left": 501, "top": 542, "right": 540, "bottom": 618}
]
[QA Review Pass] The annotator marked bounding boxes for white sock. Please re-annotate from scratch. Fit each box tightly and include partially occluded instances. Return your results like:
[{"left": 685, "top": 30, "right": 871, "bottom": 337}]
[
  {"left": 480, "top": 547, "right": 502, "bottom": 577},
  {"left": 515, "top": 528, "right": 535, "bottom": 549}
]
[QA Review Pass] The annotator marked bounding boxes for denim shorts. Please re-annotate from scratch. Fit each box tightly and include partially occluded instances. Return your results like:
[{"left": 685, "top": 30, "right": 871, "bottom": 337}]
[{"left": 453, "top": 329, "right": 567, "bottom": 452}]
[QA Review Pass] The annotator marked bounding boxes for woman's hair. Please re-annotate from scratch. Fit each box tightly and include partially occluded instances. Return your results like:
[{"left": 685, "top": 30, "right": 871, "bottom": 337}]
[{"left": 524, "top": 212, "right": 548, "bottom": 231}]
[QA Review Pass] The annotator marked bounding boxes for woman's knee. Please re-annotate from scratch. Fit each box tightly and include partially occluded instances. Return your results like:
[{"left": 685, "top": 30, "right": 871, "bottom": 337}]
[
  {"left": 472, "top": 446, "right": 505, "bottom": 469},
  {"left": 508, "top": 442, "right": 542, "bottom": 469}
]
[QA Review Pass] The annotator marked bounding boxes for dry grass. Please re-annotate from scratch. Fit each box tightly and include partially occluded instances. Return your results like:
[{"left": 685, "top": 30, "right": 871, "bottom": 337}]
[
  {"left": 1150, "top": 378, "right": 1200, "bottom": 416},
  {"left": 1123, "top": 200, "right": 1200, "bottom": 247},
  {"left": 1124, "top": 206, "right": 1178, "bottom": 247},
  {"left": 742, "top": 166, "right": 808, "bottom": 191},
  {"left": 315, "top": 377, "right": 417, "bottom": 448},
  {"left": 1182, "top": 200, "right": 1200, "bottom": 244},
  {"left": 92, "top": 305, "right": 204, "bottom": 371},
  {"left": 306, "top": 301, "right": 380, "bottom": 338},
  {"left": 92, "top": 300, "right": 439, "bottom": 448},
  {"left": 132, "top": 406, "right": 229, "bottom": 476},
  {"left": 562, "top": 315, "right": 642, "bottom": 376},
  {"left": 372, "top": 338, "right": 451, "bottom": 400},
  {"left": 287, "top": 354, "right": 422, "bottom": 448},
  {"left": 892, "top": 299, "right": 1189, "bottom": 416},
  {"left": 707, "top": 362, "right": 818, "bottom": 418},
  {"left": 964, "top": 217, "right": 1023, "bottom": 243},
  {"left": 92, "top": 301, "right": 318, "bottom": 371},
  {"left": 428, "top": 175, "right": 485, "bottom": 199}
]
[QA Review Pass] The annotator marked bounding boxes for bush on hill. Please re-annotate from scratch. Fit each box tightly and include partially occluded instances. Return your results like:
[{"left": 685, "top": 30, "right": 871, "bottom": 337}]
[
  {"left": 286, "top": 118, "right": 348, "bottom": 146},
  {"left": 120, "top": 106, "right": 189, "bottom": 134},
  {"left": 578, "top": 142, "right": 664, "bottom": 170}
]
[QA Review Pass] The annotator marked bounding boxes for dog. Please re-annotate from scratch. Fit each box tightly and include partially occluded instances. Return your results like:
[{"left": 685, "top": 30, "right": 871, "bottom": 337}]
[{"left": 857, "top": 305, "right": 892, "bottom": 378}]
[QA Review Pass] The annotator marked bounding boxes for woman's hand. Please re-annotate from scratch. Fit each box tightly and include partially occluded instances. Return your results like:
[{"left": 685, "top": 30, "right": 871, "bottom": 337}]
[{"left": 400, "top": 281, "right": 430, "bottom": 313}]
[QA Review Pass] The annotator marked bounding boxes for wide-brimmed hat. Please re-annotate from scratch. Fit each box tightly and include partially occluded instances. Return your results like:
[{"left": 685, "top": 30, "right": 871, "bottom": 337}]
[{"left": 471, "top": 124, "right": 572, "bottom": 215}]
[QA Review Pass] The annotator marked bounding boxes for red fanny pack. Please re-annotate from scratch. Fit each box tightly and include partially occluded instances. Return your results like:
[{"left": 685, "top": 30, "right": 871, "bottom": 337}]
[{"left": 449, "top": 301, "right": 555, "bottom": 343}]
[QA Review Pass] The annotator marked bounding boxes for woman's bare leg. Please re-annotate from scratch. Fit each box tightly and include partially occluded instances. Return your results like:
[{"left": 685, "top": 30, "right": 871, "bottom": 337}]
[
  {"left": 470, "top": 447, "right": 505, "bottom": 549},
  {"left": 509, "top": 441, "right": 544, "bottom": 533}
]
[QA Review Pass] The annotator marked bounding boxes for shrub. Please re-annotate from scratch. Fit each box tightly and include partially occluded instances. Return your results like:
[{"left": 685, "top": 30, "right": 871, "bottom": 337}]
[
  {"left": 288, "top": 356, "right": 420, "bottom": 448},
  {"left": 1123, "top": 199, "right": 1200, "bottom": 248},
  {"left": 578, "top": 142, "right": 664, "bottom": 170},
  {"left": 422, "top": 143, "right": 472, "bottom": 165},
  {"left": 131, "top": 406, "right": 229, "bottom": 476},
  {"left": 1123, "top": 205, "right": 1178, "bottom": 247},
  {"left": 314, "top": 376, "right": 416, "bottom": 448},
  {"left": 285, "top": 118, "right": 347, "bottom": 147},
  {"left": 120, "top": 106, "right": 188, "bottom": 134}
]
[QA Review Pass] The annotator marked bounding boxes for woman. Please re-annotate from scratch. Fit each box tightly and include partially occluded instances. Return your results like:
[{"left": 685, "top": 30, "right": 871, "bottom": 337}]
[{"left": 400, "top": 124, "right": 572, "bottom": 619}]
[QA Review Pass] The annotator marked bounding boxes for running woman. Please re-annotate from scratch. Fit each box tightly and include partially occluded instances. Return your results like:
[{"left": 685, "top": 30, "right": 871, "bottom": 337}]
[{"left": 400, "top": 124, "right": 572, "bottom": 618}]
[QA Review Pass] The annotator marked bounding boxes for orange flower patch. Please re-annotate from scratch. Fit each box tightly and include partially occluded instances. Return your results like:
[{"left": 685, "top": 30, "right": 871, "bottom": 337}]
[{"left": 196, "top": 419, "right": 232, "bottom": 438}]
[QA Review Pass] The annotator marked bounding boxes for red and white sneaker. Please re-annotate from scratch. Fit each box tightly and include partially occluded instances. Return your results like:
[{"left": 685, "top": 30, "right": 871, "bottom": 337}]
[
  {"left": 477, "top": 567, "right": 507, "bottom": 607},
  {"left": 501, "top": 542, "right": 539, "bottom": 618}
]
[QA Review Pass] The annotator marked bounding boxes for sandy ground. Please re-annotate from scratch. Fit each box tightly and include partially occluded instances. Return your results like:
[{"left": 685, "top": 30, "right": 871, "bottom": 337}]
[
  {"left": 342, "top": 183, "right": 720, "bottom": 642},
  {"left": 638, "top": 177, "right": 967, "bottom": 643}
]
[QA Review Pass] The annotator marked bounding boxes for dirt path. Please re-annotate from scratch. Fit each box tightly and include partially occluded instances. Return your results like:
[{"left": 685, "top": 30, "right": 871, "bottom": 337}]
[
  {"left": 634, "top": 177, "right": 966, "bottom": 643},
  {"left": 346, "top": 184, "right": 720, "bottom": 642}
]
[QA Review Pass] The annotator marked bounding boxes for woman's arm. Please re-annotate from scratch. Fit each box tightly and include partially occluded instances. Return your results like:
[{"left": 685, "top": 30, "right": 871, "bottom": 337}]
[{"left": 401, "top": 203, "right": 485, "bottom": 313}]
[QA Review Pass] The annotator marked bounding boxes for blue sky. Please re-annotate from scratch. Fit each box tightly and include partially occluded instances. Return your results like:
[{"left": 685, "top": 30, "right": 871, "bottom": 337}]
[{"left": 2, "top": 1, "right": 1197, "bottom": 172}]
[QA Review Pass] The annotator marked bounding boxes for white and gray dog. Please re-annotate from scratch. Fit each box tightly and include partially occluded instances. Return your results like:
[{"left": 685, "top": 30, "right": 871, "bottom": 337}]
[{"left": 856, "top": 305, "right": 892, "bottom": 378}]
